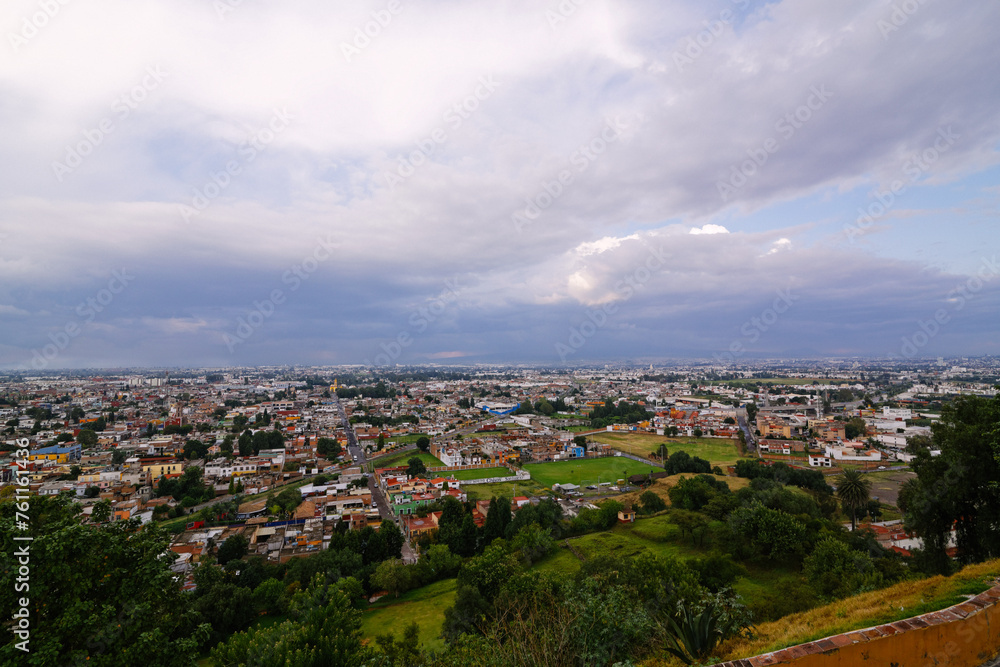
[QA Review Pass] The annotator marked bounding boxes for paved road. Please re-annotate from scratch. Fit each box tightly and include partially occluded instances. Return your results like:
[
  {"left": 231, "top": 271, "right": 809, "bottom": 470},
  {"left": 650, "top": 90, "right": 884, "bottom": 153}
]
[{"left": 333, "top": 394, "right": 417, "bottom": 564}]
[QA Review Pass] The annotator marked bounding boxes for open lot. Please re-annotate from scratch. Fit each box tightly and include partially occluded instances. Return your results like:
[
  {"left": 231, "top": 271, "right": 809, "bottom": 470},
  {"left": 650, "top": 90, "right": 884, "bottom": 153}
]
[
  {"left": 524, "top": 457, "right": 660, "bottom": 489},
  {"left": 862, "top": 470, "right": 916, "bottom": 507},
  {"left": 449, "top": 467, "right": 515, "bottom": 481},
  {"left": 372, "top": 450, "right": 444, "bottom": 469},
  {"left": 463, "top": 478, "right": 547, "bottom": 501},
  {"left": 361, "top": 577, "right": 456, "bottom": 652},
  {"left": 588, "top": 432, "right": 744, "bottom": 467}
]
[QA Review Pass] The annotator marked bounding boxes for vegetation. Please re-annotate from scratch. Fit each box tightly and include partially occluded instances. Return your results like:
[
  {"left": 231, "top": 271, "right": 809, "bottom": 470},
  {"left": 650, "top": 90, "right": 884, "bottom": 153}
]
[{"left": 523, "top": 458, "right": 657, "bottom": 489}]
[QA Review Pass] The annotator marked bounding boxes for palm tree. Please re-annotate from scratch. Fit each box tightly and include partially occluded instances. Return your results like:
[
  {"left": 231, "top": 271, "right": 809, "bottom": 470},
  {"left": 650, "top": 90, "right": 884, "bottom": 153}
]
[{"left": 836, "top": 468, "right": 872, "bottom": 530}]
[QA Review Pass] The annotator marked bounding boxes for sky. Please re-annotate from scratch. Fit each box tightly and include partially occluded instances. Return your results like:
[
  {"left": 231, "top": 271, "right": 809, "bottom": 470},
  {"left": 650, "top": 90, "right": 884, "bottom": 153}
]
[{"left": 1, "top": 0, "right": 998, "bottom": 370}]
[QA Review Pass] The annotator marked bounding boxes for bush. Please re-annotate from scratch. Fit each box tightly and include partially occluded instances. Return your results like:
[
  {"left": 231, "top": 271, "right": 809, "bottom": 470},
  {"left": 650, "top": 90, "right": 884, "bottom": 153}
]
[{"left": 638, "top": 490, "right": 667, "bottom": 514}]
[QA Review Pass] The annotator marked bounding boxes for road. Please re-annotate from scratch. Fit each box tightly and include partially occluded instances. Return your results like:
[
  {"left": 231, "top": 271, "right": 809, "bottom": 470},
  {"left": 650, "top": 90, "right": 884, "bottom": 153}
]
[{"left": 333, "top": 394, "right": 417, "bottom": 563}]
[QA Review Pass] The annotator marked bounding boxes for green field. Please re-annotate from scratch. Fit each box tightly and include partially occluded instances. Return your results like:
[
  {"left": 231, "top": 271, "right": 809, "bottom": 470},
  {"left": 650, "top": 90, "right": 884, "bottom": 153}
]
[
  {"left": 589, "top": 433, "right": 743, "bottom": 466},
  {"left": 523, "top": 458, "right": 660, "bottom": 489},
  {"left": 449, "top": 467, "right": 514, "bottom": 481},
  {"left": 464, "top": 478, "right": 547, "bottom": 501},
  {"left": 372, "top": 450, "right": 444, "bottom": 469},
  {"left": 361, "top": 577, "right": 457, "bottom": 652}
]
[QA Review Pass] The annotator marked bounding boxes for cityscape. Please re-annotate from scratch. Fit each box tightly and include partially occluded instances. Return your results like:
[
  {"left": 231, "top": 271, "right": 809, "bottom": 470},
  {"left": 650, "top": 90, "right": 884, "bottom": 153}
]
[{"left": 3, "top": 0, "right": 1000, "bottom": 665}]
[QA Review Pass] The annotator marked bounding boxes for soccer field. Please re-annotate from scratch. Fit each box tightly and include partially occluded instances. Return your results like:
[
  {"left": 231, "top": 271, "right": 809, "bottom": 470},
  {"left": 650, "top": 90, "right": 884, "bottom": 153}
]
[
  {"left": 449, "top": 467, "right": 515, "bottom": 481},
  {"left": 524, "top": 457, "right": 661, "bottom": 488}
]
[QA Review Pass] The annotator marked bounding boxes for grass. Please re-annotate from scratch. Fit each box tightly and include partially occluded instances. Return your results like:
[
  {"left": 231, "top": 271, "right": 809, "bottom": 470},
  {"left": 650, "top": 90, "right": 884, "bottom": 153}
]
[
  {"left": 373, "top": 450, "right": 444, "bottom": 469},
  {"left": 361, "top": 577, "right": 457, "bottom": 652},
  {"left": 449, "top": 467, "right": 514, "bottom": 481},
  {"left": 588, "top": 433, "right": 745, "bottom": 467},
  {"left": 523, "top": 458, "right": 660, "bottom": 489},
  {"left": 714, "top": 558, "right": 1000, "bottom": 663},
  {"left": 464, "top": 478, "right": 548, "bottom": 501}
]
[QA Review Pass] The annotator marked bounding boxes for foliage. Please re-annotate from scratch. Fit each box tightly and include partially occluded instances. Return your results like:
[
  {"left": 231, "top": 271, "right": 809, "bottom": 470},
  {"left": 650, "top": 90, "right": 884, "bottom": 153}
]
[
  {"left": 638, "top": 489, "right": 667, "bottom": 514},
  {"left": 316, "top": 437, "right": 342, "bottom": 459},
  {"left": 664, "top": 450, "right": 712, "bottom": 476},
  {"left": 0, "top": 495, "right": 210, "bottom": 666},
  {"left": 835, "top": 468, "right": 872, "bottom": 530},
  {"left": 803, "top": 537, "right": 882, "bottom": 599},
  {"left": 408, "top": 456, "right": 428, "bottom": 478},
  {"left": 726, "top": 502, "right": 807, "bottom": 561},
  {"left": 416, "top": 436, "right": 431, "bottom": 452},
  {"left": 218, "top": 534, "right": 250, "bottom": 565},
  {"left": 900, "top": 394, "right": 1000, "bottom": 573},
  {"left": 211, "top": 574, "right": 373, "bottom": 666},
  {"left": 588, "top": 398, "right": 649, "bottom": 428}
]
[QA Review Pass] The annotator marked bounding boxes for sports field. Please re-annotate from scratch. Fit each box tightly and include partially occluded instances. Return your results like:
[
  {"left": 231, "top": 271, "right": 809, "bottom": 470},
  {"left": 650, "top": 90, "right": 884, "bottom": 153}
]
[
  {"left": 523, "top": 457, "right": 660, "bottom": 489},
  {"left": 588, "top": 432, "right": 743, "bottom": 466}
]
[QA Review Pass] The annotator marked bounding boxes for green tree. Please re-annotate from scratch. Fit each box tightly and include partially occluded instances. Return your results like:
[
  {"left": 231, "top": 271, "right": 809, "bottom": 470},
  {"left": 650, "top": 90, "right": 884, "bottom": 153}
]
[
  {"left": 211, "top": 575, "right": 373, "bottom": 666},
  {"left": 638, "top": 489, "right": 667, "bottom": 514},
  {"left": 406, "top": 456, "right": 427, "bottom": 478},
  {"left": 804, "top": 537, "right": 881, "bottom": 599},
  {"left": 370, "top": 558, "right": 410, "bottom": 598},
  {"left": 76, "top": 428, "right": 98, "bottom": 447},
  {"left": 481, "top": 496, "right": 511, "bottom": 548},
  {"left": 0, "top": 495, "right": 210, "bottom": 666},
  {"left": 416, "top": 435, "right": 431, "bottom": 452},
  {"left": 217, "top": 534, "right": 250, "bottom": 566},
  {"left": 900, "top": 394, "right": 1000, "bottom": 572},
  {"left": 91, "top": 499, "right": 112, "bottom": 523},
  {"left": 836, "top": 468, "right": 872, "bottom": 530}
]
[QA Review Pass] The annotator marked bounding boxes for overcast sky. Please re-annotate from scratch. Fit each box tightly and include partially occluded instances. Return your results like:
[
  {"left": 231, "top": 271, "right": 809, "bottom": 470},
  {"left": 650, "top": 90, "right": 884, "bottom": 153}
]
[{"left": 1, "top": 0, "right": 998, "bottom": 370}]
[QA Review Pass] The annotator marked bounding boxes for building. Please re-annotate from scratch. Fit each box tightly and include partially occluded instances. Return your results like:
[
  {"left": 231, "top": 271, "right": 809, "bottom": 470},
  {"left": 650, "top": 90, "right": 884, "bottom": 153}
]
[{"left": 28, "top": 443, "right": 82, "bottom": 464}]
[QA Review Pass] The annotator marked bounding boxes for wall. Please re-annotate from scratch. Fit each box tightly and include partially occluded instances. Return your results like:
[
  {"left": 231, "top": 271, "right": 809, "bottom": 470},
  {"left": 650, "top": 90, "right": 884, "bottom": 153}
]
[{"left": 713, "top": 584, "right": 1000, "bottom": 667}]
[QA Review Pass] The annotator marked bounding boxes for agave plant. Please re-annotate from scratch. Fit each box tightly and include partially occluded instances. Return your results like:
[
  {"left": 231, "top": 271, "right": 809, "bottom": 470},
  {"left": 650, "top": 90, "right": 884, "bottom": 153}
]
[{"left": 664, "top": 602, "right": 723, "bottom": 665}]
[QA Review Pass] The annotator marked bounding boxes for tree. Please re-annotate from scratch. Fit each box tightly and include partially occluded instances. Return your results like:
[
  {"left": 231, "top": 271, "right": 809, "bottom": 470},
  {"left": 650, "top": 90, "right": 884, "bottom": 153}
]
[
  {"left": 845, "top": 417, "right": 868, "bottom": 440},
  {"left": 745, "top": 402, "right": 758, "bottom": 422},
  {"left": 370, "top": 559, "right": 410, "bottom": 598},
  {"left": 217, "top": 534, "right": 250, "bottom": 565},
  {"left": 183, "top": 439, "right": 208, "bottom": 460},
  {"left": 211, "top": 575, "right": 373, "bottom": 666},
  {"left": 481, "top": 496, "right": 511, "bottom": 548},
  {"left": 638, "top": 490, "right": 666, "bottom": 514},
  {"left": 804, "top": 537, "right": 880, "bottom": 599},
  {"left": 900, "top": 394, "right": 1000, "bottom": 572},
  {"left": 0, "top": 495, "right": 211, "bottom": 665},
  {"left": 76, "top": 428, "right": 98, "bottom": 447},
  {"left": 91, "top": 499, "right": 112, "bottom": 523},
  {"left": 416, "top": 436, "right": 430, "bottom": 452},
  {"left": 406, "top": 457, "right": 427, "bottom": 478},
  {"left": 573, "top": 435, "right": 588, "bottom": 450},
  {"left": 316, "top": 437, "right": 342, "bottom": 459},
  {"left": 836, "top": 468, "right": 872, "bottom": 531}
]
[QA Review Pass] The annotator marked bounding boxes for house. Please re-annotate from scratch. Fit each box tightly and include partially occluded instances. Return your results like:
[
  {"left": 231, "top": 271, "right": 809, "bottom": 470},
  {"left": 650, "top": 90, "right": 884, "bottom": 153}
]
[
  {"left": 29, "top": 443, "right": 82, "bottom": 464},
  {"left": 618, "top": 509, "right": 636, "bottom": 523}
]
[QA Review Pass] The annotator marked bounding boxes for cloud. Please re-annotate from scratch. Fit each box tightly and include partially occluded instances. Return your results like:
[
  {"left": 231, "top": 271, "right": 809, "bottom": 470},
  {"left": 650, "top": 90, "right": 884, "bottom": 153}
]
[{"left": 0, "top": 0, "right": 998, "bottom": 367}]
